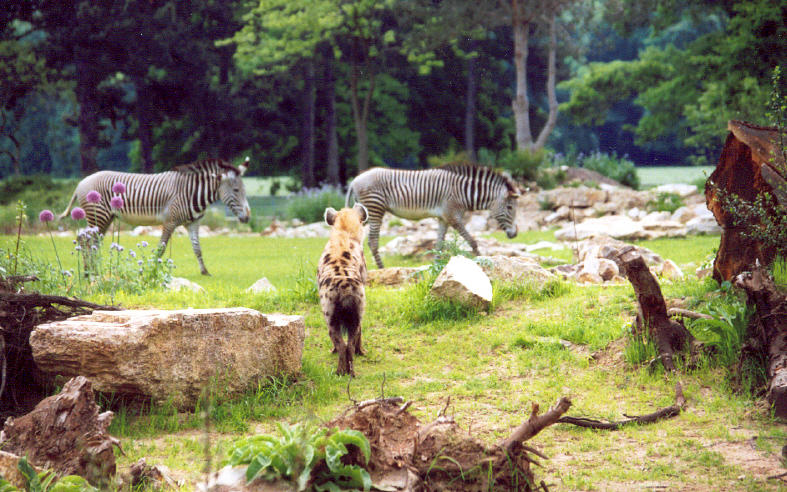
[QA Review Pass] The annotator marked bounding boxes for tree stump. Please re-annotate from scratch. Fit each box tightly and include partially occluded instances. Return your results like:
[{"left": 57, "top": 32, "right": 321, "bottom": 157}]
[
  {"left": 0, "top": 376, "right": 119, "bottom": 487},
  {"left": 617, "top": 246, "right": 694, "bottom": 371},
  {"left": 734, "top": 267, "right": 787, "bottom": 418},
  {"left": 705, "top": 120, "right": 785, "bottom": 281}
]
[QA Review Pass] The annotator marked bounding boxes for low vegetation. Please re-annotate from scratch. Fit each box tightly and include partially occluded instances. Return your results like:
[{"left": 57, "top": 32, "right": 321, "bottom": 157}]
[{"left": 4, "top": 225, "right": 787, "bottom": 490}]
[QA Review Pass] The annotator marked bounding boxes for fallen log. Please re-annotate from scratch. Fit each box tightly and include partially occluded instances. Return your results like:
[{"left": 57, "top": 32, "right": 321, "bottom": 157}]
[
  {"left": 734, "top": 265, "right": 787, "bottom": 418},
  {"left": 0, "top": 376, "right": 120, "bottom": 488},
  {"left": 558, "top": 381, "right": 685, "bottom": 430}
]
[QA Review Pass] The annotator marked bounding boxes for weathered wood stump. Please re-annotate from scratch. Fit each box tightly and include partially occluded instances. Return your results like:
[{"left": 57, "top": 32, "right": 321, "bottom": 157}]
[
  {"left": 705, "top": 120, "right": 786, "bottom": 281},
  {"left": 0, "top": 376, "right": 119, "bottom": 487},
  {"left": 734, "top": 267, "right": 787, "bottom": 418},
  {"left": 617, "top": 246, "right": 694, "bottom": 371}
]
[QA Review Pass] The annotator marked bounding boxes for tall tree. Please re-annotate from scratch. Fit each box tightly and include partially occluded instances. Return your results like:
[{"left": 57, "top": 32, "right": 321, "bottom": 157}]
[{"left": 560, "top": 0, "right": 786, "bottom": 163}]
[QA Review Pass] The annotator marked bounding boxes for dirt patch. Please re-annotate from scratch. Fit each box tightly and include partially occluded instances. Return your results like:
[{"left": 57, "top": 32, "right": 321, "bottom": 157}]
[{"left": 591, "top": 337, "right": 628, "bottom": 370}]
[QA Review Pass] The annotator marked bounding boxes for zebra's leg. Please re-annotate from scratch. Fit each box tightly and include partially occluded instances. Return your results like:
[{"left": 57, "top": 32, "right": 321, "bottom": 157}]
[
  {"left": 367, "top": 214, "right": 385, "bottom": 269},
  {"left": 156, "top": 221, "right": 177, "bottom": 260},
  {"left": 435, "top": 219, "right": 448, "bottom": 251},
  {"left": 187, "top": 221, "right": 210, "bottom": 276},
  {"left": 448, "top": 217, "right": 480, "bottom": 256}
]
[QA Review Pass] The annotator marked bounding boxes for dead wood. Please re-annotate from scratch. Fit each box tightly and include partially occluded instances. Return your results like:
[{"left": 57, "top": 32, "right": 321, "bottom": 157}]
[
  {"left": 558, "top": 381, "right": 686, "bottom": 430},
  {"left": 734, "top": 266, "right": 787, "bottom": 418},
  {"left": 705, "top": 120, "right": 784, "bottom": 281},
  {"left": 329, "top": 397, "right": 570, "bottom": 491},
  {"left": 498, "top": 397, "right": 572, "bottom": 456},
  {"left": 668, "top": 308, "right": 714, "bottom": 320},
  {"left": 617, "top": 246, "right": 694, "bottom": 372},
  {"left": 0, "top": 285, "right": 117, "bottom": 418},
  {"left": 0, "top": 376, "right": 120, "bottom": 487}
]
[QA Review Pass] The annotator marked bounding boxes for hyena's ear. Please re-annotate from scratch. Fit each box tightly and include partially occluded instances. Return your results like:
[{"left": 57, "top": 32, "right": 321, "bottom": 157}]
[
  {"left": 324, "top": 207, "right": 338, "bottom": 226},
  {"left": 353, "top": 203, "right": 368, "bottom": 224}
]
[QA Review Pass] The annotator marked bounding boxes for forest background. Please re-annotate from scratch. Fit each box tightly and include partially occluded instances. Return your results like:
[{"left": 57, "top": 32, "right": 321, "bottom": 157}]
[{"left": 0, "top": 0, "right": 783, "bottom": 185}]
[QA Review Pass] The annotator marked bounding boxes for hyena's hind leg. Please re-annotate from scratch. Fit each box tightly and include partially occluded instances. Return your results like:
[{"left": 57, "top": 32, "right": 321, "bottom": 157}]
[{"left": 328, "top": 325, "right": 353, "bottom": 376}]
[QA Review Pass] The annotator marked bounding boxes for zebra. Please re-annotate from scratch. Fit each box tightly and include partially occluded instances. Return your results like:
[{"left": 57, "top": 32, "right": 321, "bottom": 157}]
[
  {"left": 59, "top": 158, "right": 251, "bottom": 276},
  {"left": 345, "top": 164, "right": 521, "bottom": 269}
]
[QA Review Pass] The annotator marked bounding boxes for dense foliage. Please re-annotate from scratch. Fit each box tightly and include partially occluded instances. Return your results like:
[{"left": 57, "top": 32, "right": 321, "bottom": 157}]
[{"left": 0, "top": 1, "right": 781, "bottom": 182}]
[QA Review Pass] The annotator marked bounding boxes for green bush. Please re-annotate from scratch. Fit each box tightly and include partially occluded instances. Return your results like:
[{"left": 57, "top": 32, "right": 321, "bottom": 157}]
[
  {"left": 0, "top": 175, "right": 79, "bottom": 226},
  {"left": 285, "top": 186, "right": 345, "bottom": 223},
  {"left": 496, "top": 148, "right": 548, "bottom": 181},
  {"left": 580, "top": 151, "right": 640, "bottom": 189},
  {"left": 648, "top": 192, "right": 684, "bottom": 213}
]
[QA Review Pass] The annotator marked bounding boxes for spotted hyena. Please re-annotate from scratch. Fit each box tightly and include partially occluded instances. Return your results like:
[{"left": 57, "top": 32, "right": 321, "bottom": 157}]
[{"left": 317, "top": 203, "right": 368, "bottom": 376}]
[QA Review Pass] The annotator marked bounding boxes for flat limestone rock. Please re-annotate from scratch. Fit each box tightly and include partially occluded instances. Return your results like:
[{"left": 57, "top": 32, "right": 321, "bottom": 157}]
[{"left": 30, "top": 308, "right": 304, "bottom": 409}]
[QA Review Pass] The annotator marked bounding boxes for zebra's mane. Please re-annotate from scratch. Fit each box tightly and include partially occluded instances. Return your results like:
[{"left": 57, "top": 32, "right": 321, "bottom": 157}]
[
  {"left": 438, "top": 163, "right": 519, "bottom": 193},
  {"left": 174, "top": 159, "right": 240, "bottom": 176}
]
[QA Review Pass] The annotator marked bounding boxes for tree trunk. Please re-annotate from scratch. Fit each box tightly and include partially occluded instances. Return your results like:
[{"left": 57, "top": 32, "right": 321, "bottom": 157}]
[
  {"left": 135, "top": 85, "right": 155, "bottom": 174},
  {"left": 533, "top": 14, "right": 559, "bottom": 151},
  {"left": 511, "top": 0, "right": 532, "bottom": 151},
  {"left": 325, "top": 50, "right": 340, "bottom": 186},
  {"left": 349, "top": 62, "right": 375, "bottom": 173},
  {"left": 734, "top": 266, "right": 787, "bottom": 418},
  {"left": 618, "top": 246, "right": 694, "bottom": 372},
  {"left": 464, "top": 44, "right": 477, "bottom": 161},
  {"left": 300, "top": 60, "right": 316, "bottom": 188},
  {"left": 75, "top": 59, "right": 100, "bottom": 176}
]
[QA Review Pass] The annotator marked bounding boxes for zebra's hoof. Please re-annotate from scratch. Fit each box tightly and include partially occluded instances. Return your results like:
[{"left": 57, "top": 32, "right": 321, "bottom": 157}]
[{"left": 201, "top": 270, "right": 211, "bottom": 276}]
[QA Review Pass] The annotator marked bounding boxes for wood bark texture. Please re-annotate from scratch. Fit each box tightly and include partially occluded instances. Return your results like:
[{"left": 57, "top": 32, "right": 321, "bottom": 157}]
[
  {"left": 705, "top": 120, "right": 785, "bottom": 281},
  {"left": 734, "top": 266, "right": 787, "bottom": 418},
  {"left": 0, "top": 376, "right": 119, "bottom": 487},
  {"left": 617, "top": 246, "right": 694, "bottom": 371}
]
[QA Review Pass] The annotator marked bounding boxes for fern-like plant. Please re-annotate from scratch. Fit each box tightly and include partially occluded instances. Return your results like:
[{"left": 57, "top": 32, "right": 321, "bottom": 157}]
[
  {"left": 227, "top": 423, "right": 372, "bottom": 491},
  {"left": 0, "top": 457, "right": 97, "bottom": 492}
]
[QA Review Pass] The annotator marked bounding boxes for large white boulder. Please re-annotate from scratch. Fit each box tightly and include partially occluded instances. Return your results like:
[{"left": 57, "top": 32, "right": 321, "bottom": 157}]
[
  {"left": 430, "top": 256, "right": 492, "bottom": 309},
  {"left": 30, "top": 308, "right": 305, "bottom": 409},
  {"left": 555, "top": 215, "right": 646, "bottom": 241}
]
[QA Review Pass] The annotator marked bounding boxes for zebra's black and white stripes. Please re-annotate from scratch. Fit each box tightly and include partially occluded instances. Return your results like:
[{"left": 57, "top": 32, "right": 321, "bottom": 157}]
[
  {"left": 345, "top": 165, "right": 521, "bottom": 269},
  {"left": 59, "top": 159, "right": 250, "bottom": 275}
]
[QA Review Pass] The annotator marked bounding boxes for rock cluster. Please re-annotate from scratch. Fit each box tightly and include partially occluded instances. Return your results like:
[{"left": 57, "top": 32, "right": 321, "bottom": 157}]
[{"left": 549, "top": 236, "right": 684, "bottom": 284}]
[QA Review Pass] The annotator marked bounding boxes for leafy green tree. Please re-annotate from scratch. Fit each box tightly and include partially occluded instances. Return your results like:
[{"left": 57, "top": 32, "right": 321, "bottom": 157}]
[{"left": 560, "top": 0, "right": 785, "bottom": 164}]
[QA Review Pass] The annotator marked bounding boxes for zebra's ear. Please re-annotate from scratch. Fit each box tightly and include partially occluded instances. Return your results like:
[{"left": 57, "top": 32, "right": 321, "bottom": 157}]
[
  {"left": 324, "top": 207, "right": 338, "bottom": 226},
  {"left": 239, "top": 157, "right": 249, "bottom": 176},
  {"left": 353, "top": 203, "right": 368, "bottom": 224}
]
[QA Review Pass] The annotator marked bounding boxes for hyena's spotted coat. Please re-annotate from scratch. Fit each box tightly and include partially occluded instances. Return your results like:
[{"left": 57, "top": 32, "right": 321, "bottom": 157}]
[{"left": 317, "top": 204, "right": 368, "bottom": 376}]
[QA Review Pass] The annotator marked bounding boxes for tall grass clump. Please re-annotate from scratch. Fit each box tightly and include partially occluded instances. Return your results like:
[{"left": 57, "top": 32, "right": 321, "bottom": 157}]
[
  {"left": 0, "top": 175, "right": 79, "bottom": 233},
  {"left": 285, "top": 185, "right": 344, "bottom": 223}
]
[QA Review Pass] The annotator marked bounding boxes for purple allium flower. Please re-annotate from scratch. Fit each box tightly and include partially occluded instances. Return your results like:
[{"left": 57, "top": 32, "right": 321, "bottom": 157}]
[
  {"left": 140, "top": 241, "right": 148, "bottom": 248},
  {"left": 137, "top": 260, "right": 143, "bottom": 266},
  {"left": 39, "top": 209, "right": 54, "bottom": 222},
  {"left": 86, "top": 190, "right": 101, "bottom": 203},
  {"left": 112, "top": 182, "right": 126, "bottom": 194},
  {"left": 75, "top": 245, "right": 82, "bottom": 251},
  {"left": 110, "top": 196, "right": 124, "bottom": 209},
  {"left": 71, "top": 207, "right": 86, "bottom": 220},
  {"left": 129, "top": 250, "right": 136, "bottom": 258},
  {"left": 91, "top": 245, "right": 98, "bottom": 251}
]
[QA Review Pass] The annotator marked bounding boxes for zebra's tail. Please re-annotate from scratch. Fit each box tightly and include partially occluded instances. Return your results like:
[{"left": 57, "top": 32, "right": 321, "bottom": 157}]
[
  {"left": 344, "top": 181, "right": 356, "bottom": 208},
  {"left": 57, "top": 190, "right": 78, "bottom": 221}
]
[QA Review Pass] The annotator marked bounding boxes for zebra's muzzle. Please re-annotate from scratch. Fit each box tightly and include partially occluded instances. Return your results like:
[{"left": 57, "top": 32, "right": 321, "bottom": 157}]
[{"left": 505, "top": 226, "right": 518, "bottom": 239}]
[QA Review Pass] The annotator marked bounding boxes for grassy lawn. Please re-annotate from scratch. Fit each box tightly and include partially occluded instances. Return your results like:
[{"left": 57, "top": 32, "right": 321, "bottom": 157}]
[
  {"left": 637, "top": 166, "right": 715, "bottom": 189},
  {"left": 4, "top": 229, "right": 787, "bottom": 491}
]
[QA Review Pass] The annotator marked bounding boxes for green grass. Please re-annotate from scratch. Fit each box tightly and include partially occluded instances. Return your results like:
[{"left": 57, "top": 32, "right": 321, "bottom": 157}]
[
  {"left": 637, "top": 166, "right": 715, "bottom": 189},
  {"left": 5, "top": 229, "right": 786, "bottom": 491}
]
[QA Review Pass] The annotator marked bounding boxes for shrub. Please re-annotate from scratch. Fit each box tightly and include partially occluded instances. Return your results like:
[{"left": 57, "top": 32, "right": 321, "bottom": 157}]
[
  {"left": 496, "top": 148, "right": 548, "bottom": 181},
  {"left": 648, "top": 192, "right": 684, "bottom": 213},
  {"left": 580, "top": 151, "right": 640, "bottom": 189},
  {"left": 285, "top": 185, "right": 344, "bottom": 223},
  {"left": 0, "top": 175, "right": 79, "bottom": 228}
]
